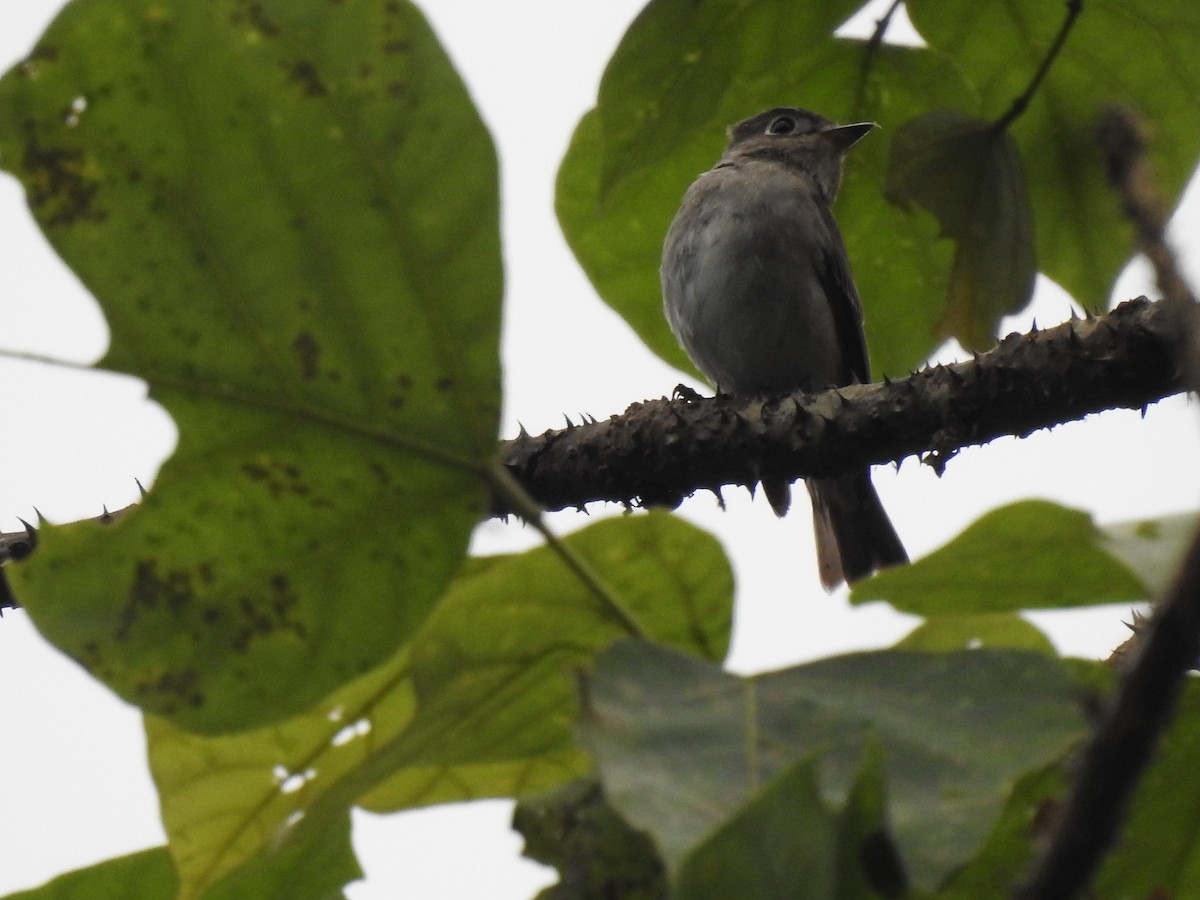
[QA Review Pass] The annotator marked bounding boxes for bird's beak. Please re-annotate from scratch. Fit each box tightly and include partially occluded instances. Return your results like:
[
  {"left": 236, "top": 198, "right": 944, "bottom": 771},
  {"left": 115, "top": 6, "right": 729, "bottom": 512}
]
[{"left": 820, "top": 122, "right": 876, "bottom": 153}]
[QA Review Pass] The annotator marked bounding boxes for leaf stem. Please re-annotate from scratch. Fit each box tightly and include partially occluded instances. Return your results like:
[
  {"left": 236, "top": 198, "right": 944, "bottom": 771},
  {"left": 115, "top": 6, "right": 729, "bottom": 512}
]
[
  {"left": 852, "top": 0, "right": 904, "bottom": 119},
  {"left": 487, "top": 461, "right": 649, "bottom": 640},
  {"left": 995, "top": 0, "right": 1083, "bottom": 130}
]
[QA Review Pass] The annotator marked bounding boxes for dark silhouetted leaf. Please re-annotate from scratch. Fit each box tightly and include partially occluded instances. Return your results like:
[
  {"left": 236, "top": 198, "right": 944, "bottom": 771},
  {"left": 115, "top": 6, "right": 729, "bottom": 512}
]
[
  {"left": 906, "top": 0, "right": 1200, "bottom": 309},
  {"left": 582, "top": 640, "right": 1087, "bottom": 890},
  {"left": 513, "top": 779, "right": 666, "bottom": 900},
  {"left": 886, "top": 111, "right": 1036, "bottom": 349}
]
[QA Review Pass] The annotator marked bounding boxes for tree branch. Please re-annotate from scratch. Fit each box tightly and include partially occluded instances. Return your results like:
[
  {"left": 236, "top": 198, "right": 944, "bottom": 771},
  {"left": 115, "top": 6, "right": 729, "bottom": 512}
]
[
  {"left": 1019, "top": 517, "right": 1200, "bottom": 899},
  {"left": 494, "top": 297, "right": 1195, "bottom": 518},
  {"left": 1097, "top": 105, "right": 1197, "bottom": 307}
]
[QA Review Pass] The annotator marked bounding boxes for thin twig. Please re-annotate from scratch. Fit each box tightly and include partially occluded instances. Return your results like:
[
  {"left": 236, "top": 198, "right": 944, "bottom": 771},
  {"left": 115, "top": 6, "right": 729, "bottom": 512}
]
[
  {"left": 494, "top": 298, "right": 1190, "bottom": 518},
  {"left": 852, "top": 0, "right": 904, "bottom": 119},
  {"left": 1019, "top": 521, "right": 1200, "bottom": 899},
  {"left": 487, "top": 462, "right": 648, "bottom": 640},
  {"left": 995, "top": 0, "right": 1083, "bottom": 130}
]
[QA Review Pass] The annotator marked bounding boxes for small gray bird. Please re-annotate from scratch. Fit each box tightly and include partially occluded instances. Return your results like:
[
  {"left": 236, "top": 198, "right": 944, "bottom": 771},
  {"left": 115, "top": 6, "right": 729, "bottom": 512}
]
[{"left": 661, "top": 106, "right": 907, "bottom": 589}]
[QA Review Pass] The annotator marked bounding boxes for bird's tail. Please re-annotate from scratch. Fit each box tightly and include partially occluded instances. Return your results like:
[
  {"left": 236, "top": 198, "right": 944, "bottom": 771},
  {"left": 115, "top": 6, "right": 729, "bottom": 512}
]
[{"left": 805, "top": 473, "right": 907, "bottom": 590}]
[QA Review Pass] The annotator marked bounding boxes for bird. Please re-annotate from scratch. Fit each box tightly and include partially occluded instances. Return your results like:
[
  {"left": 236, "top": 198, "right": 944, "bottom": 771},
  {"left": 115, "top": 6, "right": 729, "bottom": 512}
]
[{"left": 660, "top": 106, "right": 907, "bottom": 589}]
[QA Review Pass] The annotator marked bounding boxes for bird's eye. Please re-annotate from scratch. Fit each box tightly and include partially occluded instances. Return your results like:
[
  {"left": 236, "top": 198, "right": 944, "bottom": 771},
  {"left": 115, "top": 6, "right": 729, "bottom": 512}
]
[{"left": 766, "top": 116, "right": 796, "bottom": 135}]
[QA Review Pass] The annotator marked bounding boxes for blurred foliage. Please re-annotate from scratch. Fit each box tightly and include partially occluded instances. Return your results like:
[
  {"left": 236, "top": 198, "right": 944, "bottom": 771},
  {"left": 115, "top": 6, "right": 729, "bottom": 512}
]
[
  {"left": 2, "top": 0, "right": 1199, "bottom": 897},
  {"left": 580, "top": 640, "right": 1087, "bottom": 893},
  {"left": 143, "top": 512, "right": 730, "bottom": 899},
  {"left": 851, "top": 500, "right": 1146, "bottom": 616}
]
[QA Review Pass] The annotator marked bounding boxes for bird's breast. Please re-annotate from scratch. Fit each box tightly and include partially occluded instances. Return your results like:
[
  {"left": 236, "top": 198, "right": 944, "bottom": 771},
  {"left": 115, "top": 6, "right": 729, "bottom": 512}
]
[{"left": 662, "top": 166, "right": 848, "bottom": 395}]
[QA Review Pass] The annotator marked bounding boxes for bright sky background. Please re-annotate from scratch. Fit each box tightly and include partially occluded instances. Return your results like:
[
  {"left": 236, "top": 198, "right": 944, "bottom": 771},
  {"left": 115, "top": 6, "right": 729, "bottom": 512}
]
[{"left": 2, "top": 1, "right": 1199, "bottom": 897}]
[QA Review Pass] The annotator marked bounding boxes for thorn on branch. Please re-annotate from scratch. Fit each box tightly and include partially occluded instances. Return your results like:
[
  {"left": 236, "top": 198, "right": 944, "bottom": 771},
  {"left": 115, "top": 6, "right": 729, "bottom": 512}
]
[{"left": 673, "top": 384, "right": 704, "bottom": 403}]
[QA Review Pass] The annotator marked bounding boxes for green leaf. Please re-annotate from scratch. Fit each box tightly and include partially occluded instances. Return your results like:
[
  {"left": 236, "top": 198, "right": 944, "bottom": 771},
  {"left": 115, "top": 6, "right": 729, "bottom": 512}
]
[
  {"left": 144, "top": 513, "right": 731, "bottom": 898},
  {"left": 0, "top": 0, "right": 501, "bottom": 732},
  {"left": 885, "top": 111, "right": 1036, "bottom": 349},
  {"left": 513, "top": 779, "right": 666, "bottom": 900},
  {"left": 674, "top": 742, "right": 904, "bottom": 900},
  {"left": 852, "top": 500, "right": 1146, "bottom": 616},
  {"left": 1100, "top": 512, "right": 1199, "bottom": 597},
  {"left": 1, "top": 849, "right": 176, "bottom": 900},
  {"left": 906, "top": 0, "right": 1200, "bottom": 309},
  {"left": 357, "top": 511, "right": 733, "bottom": 810},
  {"left": 1093, "top": 680, "right": 1200, "bottom": 895},
  {"left": 935, "top": 764, "right": 1067, "bottom": 898},
  {"left": 0, "top": 810, "right": 357, "bottom": 900},
  {"left": 897, "top": 613, "right": 1056, "bottom": 655},
  {"left": 556, "top": 0, "right": 977, "bottom": 382},
  {"left": 582, "top": 640, "right": 1087, "bottom": 891},
  {"left": 202, "top": 812, "right": 359, "bottom": 900},
  {"left": 674, "top": 758, "right": 840, "bottom": 900}
]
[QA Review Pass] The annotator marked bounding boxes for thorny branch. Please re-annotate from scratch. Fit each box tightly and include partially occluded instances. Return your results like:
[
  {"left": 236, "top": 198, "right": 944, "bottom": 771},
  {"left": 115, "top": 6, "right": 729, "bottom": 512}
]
[
  {"left": 2, "top": 295, "right": 1195, "bottom": 610},
  {"left": 1019, "top": 522, "right": 1200, "bottom": 900},
  {"left": 1016, "top": 102, "right": 1200, "bottom": 900},
  {"left": 494, "top": 296, "right": 1195, "bottom": 519}
]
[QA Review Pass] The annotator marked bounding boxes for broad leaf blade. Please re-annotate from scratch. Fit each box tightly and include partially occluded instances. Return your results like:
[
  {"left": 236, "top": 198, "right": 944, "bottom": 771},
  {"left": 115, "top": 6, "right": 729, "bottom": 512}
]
[
  {"left": 513, "top": 779, "right": 667, "bottom": 900},
  {"left": 145, "top": 514, "right": 731, "bottom": 898},
  {"left": 852, "top": 500, "right": 1146, "bottom": 615},
  {"left": 0, "top": 810, "right": 358, "bottom": 900},
  {"left": 0, "top": 0, "right": 501, "bottom": 732},
  {"left": 906, "top": 0, "right": 1200, "bottom": 309},
  {"left": 897, "top": 613, "right": 1056, "bottom": 655},
  {"left": 1, "top": 849, "right": 176, "bottom": 900},
  {"left": 885, "top": 111, "right": 1036, "bottom": 349},
  {"left": 582, "top": 640, "right": 1087, "bottom": 890},
  {"left": 674, "top": 759, "right": 840, "bottom": 900}
]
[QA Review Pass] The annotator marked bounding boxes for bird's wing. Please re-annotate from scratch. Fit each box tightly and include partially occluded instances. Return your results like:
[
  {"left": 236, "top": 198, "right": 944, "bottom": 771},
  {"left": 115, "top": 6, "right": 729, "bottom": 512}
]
[{"left": 816, "top": 201, "right": 871, "bottom": 385}]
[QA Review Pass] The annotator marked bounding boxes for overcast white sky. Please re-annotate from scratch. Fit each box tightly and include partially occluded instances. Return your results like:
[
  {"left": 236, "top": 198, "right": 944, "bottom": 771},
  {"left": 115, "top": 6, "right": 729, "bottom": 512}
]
[{"left": 2, "top": 1, "right": 1199, "bottom": 897}]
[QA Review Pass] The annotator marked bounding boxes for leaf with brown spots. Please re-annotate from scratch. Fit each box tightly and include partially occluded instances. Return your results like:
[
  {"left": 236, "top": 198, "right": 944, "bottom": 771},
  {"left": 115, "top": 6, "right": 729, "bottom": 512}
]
[{"left": 0, "top": 0, "right": 501, "bottom": 733}]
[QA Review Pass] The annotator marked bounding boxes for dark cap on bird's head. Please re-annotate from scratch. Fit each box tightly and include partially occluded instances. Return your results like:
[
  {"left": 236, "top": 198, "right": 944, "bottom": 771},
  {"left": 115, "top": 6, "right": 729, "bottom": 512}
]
[
  {"left": 727, "top": 107, "right": 875, "bottom": 149},
  {"left": 722, "top": 106, "right": 876, "bottom": 201}
]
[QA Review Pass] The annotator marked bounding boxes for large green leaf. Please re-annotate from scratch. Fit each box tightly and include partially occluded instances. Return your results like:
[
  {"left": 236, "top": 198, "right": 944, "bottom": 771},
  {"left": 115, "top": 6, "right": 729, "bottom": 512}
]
[
  {"left": 674, "top": 758, "right": 842, "bottom": 900},
  {"left": 851, "top": 500, "right": 1146, "bottom": 615},
  {"left": 557, "top": 0, "right": 976, "bottom": 382},
  {"left": 675, "top": 744, "right": 901, "bottom": 900},
  {"left": 934, "top": 764, "right": 1067, "bottom": 899},
  {"left": 144, "top": 514, "right": 732, "bottom": 899},
  {"left": 582, "top": 640, "right": 1087, "bottom": 891},
  {"left": 896, "top": 613, "right": 1057, "bottom": 655},
  {"left": 1, "top": 850, "right": 175, "bottom": 900},
  {"left": 0, "top": 811, "right": 358, "bottom": 900},
  {"left": 885, "top": 110, "right": 1036, "bottom": 350},
  {"left": 906, "top": 0, "right": 1200, "bottom": 309},
  {"left": 0, "top": 0, "right": 501, "bottom": 732}
]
